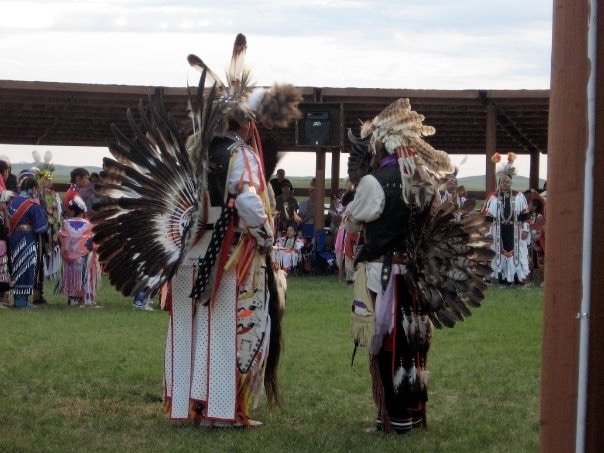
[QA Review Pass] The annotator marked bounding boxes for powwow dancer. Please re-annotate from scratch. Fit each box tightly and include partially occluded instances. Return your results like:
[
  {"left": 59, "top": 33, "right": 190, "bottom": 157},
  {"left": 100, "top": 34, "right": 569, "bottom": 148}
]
[
  {"left": 58, "top": 196, "right": 101, "bottom": 307},
  {"left": 92, "top": 34, "right": 300, "bottom": 427},
  {"left": 32, "top": 151, "right": 63, "bottom": 304},
  {"left": 483, "top": 153, "right": 531, "bottom": 285},
  {"left": 8, "top": 177, "right": 48, "bottom": 308},
  {"left": 345, "top": 98, "right": 494, "bottom": 434}
]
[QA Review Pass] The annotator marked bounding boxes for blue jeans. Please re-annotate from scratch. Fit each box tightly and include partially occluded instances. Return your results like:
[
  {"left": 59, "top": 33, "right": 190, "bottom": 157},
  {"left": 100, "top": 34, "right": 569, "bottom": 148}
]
[
  {"left": 14, "top": 294, "right": 28, "bottom": 308},
  {"left": 133, "top": 291, "right": 150, "bottom": 306}
]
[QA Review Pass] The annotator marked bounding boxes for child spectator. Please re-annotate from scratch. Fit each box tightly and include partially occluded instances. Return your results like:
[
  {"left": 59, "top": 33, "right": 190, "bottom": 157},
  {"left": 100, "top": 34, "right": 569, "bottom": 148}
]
[
  {"left": 63, "top": 167, "right": 90, "bottom": 214},
  {"left": 273, "top": 225, "right": 304, "bottom": 273}
]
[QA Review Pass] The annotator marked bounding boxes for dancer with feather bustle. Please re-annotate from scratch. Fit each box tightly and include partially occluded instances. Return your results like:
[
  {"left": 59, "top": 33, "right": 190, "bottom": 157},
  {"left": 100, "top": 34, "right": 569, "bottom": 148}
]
[
  {"left": 345, "top": 98, "right": 494, "bottom": 434},
  {"left": 92, "top": 33, "right": 301, "bottom": 427}
]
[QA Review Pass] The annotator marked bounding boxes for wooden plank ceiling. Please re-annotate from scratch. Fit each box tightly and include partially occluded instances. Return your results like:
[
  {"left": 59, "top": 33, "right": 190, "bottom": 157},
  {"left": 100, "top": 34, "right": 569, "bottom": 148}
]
[{"left": 0, "top": 80, "right": 549, "bottom": 156}]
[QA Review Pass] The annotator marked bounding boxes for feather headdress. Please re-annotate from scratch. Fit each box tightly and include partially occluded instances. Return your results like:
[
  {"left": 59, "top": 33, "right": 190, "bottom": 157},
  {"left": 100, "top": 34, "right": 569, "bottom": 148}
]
[
  {"left": 360, "top": 98, "right": 454, "bottom": 174},
  {"left": 187, "top": 33, "right": 302, "bottom": 138},
  {"left": 492, "top": 152, "right": 517, "bottom": 182},
  {"left": 351, "top": 98, "right": 455, "bottom": 207},
  {"left": 32, "top": 150, "right": 55, "bottom": 182}
]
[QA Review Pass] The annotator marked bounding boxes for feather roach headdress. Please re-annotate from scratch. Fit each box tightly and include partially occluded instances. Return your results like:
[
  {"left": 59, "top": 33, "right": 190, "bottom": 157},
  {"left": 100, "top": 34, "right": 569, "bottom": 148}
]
[
  {"left": 360, "top": 98, "right": 454, "bottom": 175},
  {"left": 350, "top": 98, "right": 455, "bottom": 207}
]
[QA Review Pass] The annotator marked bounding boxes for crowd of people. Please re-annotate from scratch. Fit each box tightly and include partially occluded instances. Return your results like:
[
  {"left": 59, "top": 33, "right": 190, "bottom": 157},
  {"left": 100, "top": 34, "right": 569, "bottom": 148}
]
[
  {"left": 264, "top": 157, "right": 549, "bottom": 291},
  {"left": 0, "top": 156, "right": 152, "bottom": 310}
]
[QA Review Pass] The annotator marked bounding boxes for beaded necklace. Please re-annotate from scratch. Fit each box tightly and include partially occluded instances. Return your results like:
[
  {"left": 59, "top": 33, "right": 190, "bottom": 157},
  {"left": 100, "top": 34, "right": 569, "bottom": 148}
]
[{"left": 498, "top": 191, "right": 515, "bottom": 223}]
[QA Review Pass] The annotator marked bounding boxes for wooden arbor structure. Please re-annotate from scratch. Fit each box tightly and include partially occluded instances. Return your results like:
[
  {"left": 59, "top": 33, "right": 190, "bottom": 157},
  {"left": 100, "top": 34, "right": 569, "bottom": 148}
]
[{"left": 0, "top": 80, "right": 549, "bottom": 229}]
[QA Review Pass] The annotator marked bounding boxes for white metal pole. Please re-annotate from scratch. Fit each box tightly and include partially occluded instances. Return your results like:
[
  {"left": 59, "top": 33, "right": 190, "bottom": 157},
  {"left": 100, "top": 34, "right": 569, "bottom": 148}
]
[{"left": 575, "top": 1, "right": 597, "bottom": 451}]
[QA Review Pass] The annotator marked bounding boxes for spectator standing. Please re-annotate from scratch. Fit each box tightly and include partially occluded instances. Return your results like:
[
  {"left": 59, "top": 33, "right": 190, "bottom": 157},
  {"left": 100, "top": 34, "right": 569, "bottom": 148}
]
[
  {"left": 275, "top": 180, "right": 299, "bottom": 235},
  {"left": 0, "top": 219, "right": 9, "bottom": 308},
  {"left": 269, "top": 168, "right": 292, "bottom": 198},
  {"left": 0, "top": 155, "right": 17, "bottom": 192},
  {"left": 0, "top": 161, "right": 11, "bottom": 225},
  {"left": 439, "top": 175, "right": 466, "bottom": 208},
  {"left": 63, "top": 167, "right": 90, "bottom": 214},
  {"left": 0, "top": 163, "right": 10, "bottom": 307},
  {"left": 528, "top": 195, "right": 546, "bottom": 285},
  {"left": 300, "top": 178, "right": 316, "bottom": 238},
  {"left": 83, "top": 172, "right": 102, "bottom": 214}
]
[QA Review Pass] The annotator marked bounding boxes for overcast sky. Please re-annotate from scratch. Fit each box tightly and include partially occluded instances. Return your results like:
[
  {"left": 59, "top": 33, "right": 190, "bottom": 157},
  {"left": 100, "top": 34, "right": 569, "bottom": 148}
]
[{"left": 0, "top": 0, "right": 553, "bottom": 177}]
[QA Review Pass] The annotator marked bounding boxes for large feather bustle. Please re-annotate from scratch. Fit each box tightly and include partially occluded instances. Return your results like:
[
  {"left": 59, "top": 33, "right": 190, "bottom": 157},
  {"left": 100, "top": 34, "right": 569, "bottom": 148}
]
[
  {"left": 92, "top": 91, "right": 204, "bottom": 297},
  {"left": 406, "top": 200, "right": 495, "bottom": 329}
]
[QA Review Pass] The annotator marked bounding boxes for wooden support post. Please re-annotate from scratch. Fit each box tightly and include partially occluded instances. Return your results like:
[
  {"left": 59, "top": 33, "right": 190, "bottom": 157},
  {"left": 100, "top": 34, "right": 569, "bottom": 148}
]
[
  {"left": 529, "top": 150, "right": 540, "bottom": 190},
  {"left": 541, "top": 0, "right": 604, "bottom": 451},
  {"left": 314, "top": 147, "right": 326, "bottom": 231},
  {"left": 485, "top": 104, "right": 497, "bottom": 192},
  {"left": 331, "top": 148, "right": 340, "bottom": 197}
]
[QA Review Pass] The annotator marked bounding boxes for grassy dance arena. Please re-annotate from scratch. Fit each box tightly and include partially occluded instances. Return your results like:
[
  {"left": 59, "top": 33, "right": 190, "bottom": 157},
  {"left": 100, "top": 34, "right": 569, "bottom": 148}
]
[{"left": 0, "top": 276, "right": 541, "bottom": 452}]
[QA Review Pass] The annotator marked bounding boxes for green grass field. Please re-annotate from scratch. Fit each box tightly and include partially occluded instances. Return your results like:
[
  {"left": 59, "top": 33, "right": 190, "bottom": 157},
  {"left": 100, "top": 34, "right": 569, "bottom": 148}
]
[{"left": 0, "top": 276, "right": 542, "bottom": 452}]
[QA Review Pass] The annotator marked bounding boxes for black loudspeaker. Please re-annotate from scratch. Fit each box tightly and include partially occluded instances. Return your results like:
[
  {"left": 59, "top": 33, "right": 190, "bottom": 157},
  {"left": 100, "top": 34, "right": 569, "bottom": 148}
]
[{"left": 303, "top": 112, "right": 330, "bottom": 146}]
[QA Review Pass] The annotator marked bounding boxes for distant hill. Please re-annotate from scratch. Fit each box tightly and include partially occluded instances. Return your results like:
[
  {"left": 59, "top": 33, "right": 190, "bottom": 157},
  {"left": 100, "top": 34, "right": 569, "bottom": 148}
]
[
  {"left": 292, "top": 175, "right": 545, "bottom": 192},
  {"left": 10, "top": 162, "right": 544, "bottom": 192},
  {"left": 456, "top": 175, "right": 546, "bottom": 192},
  {"left": 11, "top": 162, "right": 103, "bottom": 185}
]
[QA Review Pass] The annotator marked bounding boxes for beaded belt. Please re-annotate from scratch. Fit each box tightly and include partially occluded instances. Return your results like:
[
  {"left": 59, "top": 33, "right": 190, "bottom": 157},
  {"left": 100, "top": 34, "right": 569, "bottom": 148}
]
[
  {"left": 371, "top": 253, "right": 408, "bottom": 265},
  {"left": 14, "top": 224, "right": 33, "bottom": 232}
]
